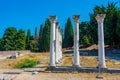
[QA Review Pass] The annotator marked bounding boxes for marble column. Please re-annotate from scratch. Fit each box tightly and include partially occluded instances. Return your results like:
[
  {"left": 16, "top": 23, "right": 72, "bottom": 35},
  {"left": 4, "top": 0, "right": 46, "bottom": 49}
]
[
  {"left": 58, "top": 28, "right": 62, "bottom": 61},
  {"left": 58, "top": 27, "right": 61, "bottom": 62},
  {"left": 60, "top": 29, "right": 62, "bottom": 60},
  {"left": 50, "top": 16, "right": 57, "bottom": 67},
  {"left": 55, "top": 22, "right": 59, "bottom": 64},
  {"left": 95, "top": 14, "right": 106, "bottom": 68},
  {"left": 73, "top": 15, "right": 80, "bottom": 67}
]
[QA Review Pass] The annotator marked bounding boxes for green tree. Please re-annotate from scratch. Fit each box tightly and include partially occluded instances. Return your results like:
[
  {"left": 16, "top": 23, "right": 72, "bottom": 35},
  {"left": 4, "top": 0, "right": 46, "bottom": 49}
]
[
  {"left": 38, "top": 24, "right": 44, "bottom": 51},
  {"left": 116, "top": 9, "right": 120, "bottom": 47},
  {"left": 40, "top": 19, "right": 51, "bottom": 52},
  {"left": 26, "top": 29, "right": 31, "bottom": 50},
  {"left": 30, "top": 40, "right": 39, "bottom": 52},
  {"left": 15, "top": 29, "right": 26, "bottom": 50},
  {"left": 104, "top": 2, "right": 118, "bottom": 46},
  {"left": 39, "top": 24, "right": 44, "bottom": 40},
  {"left": 63, "top": 17, "right": 73, "bottom": 48},
  {"left": 79, "top": 22, "right": 91, "bottom": 47},
  {"left": 35, "top": 27, "right": 37, "bottom": 36},
  {"left": 34, "top": 27, "right": 38, "bottom": 40},
  {"left": 0, "top": 27, "right": 17, "bottom": 50},
  {"left": 0, "top": 38, "right": 3, "bottom": 50}
]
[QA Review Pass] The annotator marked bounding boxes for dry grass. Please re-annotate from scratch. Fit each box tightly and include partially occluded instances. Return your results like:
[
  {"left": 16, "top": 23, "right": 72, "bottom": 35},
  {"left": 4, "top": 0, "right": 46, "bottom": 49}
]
[
  {"left": 81, "top": 56, "right": 98, "bottom": 67},
  {"left": 61, "top": 54, "right": 120, "bottom": 68},
  {"left": 1, "top": 52, "right": 120, "bottom": 69},
  {"left": 106, "top": 59, "right": 120, "bottom": 68},
  {"left": 61, "top": 55, "right": 98, "bottom": 67},
  {"left": 61, "top": 54, "right": 73, "bottom": 66},
  {"left": 0, "top": 52, "right": 49, "bottom": 69}
]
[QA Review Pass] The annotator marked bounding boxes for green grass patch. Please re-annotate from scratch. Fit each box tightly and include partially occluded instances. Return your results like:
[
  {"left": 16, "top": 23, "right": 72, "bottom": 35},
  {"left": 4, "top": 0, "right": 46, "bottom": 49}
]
[{"left": 15, "top": 59, "right": 37, "bottom": 68}]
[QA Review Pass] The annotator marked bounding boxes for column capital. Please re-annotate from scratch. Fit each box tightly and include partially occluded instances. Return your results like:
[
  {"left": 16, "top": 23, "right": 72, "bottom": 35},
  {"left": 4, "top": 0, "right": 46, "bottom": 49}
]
[
  {"left": 50, "top": 16, "right": 57, "bottom": 23},
  {"left": 95, "top": 14, "right": 106, "bottom": 23},
  {"left": 73, "top": 15, "right": 80, "bottom": 23}
]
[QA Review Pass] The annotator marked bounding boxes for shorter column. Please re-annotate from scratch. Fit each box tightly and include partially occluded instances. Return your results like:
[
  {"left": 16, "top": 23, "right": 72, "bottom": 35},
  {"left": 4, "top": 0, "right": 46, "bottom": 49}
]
[
  {"left": 49, "top": 16, "right": 57, "bottom": 67},
  {"left": 73, "top": 15, "right": 80, "bottom": 67},
  {"left": 95, "top": 14, "right": 106, "bottom": 68}
]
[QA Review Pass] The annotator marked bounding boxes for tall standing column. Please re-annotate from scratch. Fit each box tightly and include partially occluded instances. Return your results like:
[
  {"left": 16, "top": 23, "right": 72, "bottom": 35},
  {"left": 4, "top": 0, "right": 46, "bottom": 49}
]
[
  {"left": 58, "top": 27, "right": 61, "bottom": 62},
  {"left": 95, "top": 14, "right": 106, "bottom": 68},
  {"left": 50, "top": 16, "right": 57, "bottom": 67},
  {"left": 73, "top": 15, "right": 80, "bottom": 67},
  {"left": 60, "top": 29, "right": 62, "bottom": 60},
  {"left": 55, "top": 22, "right": 59, "bottom": 64}
]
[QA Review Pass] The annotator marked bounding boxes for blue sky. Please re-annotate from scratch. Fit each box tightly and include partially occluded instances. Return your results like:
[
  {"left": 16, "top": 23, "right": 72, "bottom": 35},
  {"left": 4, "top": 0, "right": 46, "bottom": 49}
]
[{"left": 0, "top": 0, "right": 120, "bottom": 38}]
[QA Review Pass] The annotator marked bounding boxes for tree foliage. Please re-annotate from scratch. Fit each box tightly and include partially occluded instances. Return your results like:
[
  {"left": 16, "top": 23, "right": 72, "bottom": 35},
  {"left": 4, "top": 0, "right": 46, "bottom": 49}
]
[
  {"left": 79, "top": 22, "right": 91, "bottom": 47},
  {"left": 39, "top": 19, "right": 51, "bottom": 52},
  {"left": 63, "top": 17, "right": 73, "bottom": 48},
  {"left": 0, "top": 27, "right": 26, "bottom": 51},
  {"left": 0, "top": 27, "right": 17, "bottom": 50},
  {"left": 15, "top": 29, "right": 26, "bottom": 50},
  {"left": 26, "top": 29, "right": 31, "bottom": 50}
]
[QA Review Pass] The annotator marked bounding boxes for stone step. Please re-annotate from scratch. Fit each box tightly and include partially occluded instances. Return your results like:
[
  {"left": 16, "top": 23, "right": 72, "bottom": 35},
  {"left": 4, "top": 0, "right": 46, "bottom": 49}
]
[
  {"left": 3, "top": 70, "right": 24, "bottom": 74},
  {"left": 46, "top": 66, "right": 120, "bottom": 73},
  {"left": 0, "top": 74, "right": 16, "bottom": 80}
]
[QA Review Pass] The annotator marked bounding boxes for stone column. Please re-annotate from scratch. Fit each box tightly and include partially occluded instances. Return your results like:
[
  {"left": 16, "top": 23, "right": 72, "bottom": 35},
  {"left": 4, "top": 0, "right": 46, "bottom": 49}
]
[
  {"left": 73, "top": 15, "right": 80, "bottom": 67},
  {"left": 95, "top": 14, "right": 106, "bottom": 68},
  {"left": 59, "top": 28, "right": 62, "bottom": 61},
  {"left": 50, "top": 16, "right": 57, "bottom": 67},
  {"left": 60, "top": 29, "right": 62, "bottom": 60},
  {"left": 55, "top": 22, "right": 59, "bottom": 64},
  {"left": 58, "top": 27, "right": 61, "bottom": 62}
]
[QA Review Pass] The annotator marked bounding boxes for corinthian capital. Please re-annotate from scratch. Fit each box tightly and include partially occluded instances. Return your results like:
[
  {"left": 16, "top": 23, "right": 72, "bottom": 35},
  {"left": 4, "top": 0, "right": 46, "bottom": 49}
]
[
  {"left": 73, "top": 15, "right": 80, "bottom": 23},
  {"left": 95, "top": 14, "right": 106, "bottom": 23},
  {"left": 50, "top": 16, "right": 57, "bottom": 23}
]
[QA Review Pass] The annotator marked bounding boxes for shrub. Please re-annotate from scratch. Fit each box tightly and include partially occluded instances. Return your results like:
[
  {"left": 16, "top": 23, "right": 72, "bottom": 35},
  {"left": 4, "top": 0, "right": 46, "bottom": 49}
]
[{"left": 16, "top": 59, "right": 36, "bottom": 68}]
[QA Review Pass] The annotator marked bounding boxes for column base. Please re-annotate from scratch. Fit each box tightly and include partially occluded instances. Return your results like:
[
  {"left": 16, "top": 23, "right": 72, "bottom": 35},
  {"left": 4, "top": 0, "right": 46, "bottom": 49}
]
[
  {"left": 97, "top": 64, "right": 107, "bottom": 69},
  {"left": 96, "top": 65, "right": 107, "bottom": 73},
  {"left": 73, "top": 64, "right": 80, "bottom": 67},
  {"left": 55, "top": 61, "right": 60, "bottom": 64},
  {"left": 47, "top": 66, "right": 56, "bottom": 71},
  {"left": 49, "top": 64, "right": 56, "bottom": 67}
]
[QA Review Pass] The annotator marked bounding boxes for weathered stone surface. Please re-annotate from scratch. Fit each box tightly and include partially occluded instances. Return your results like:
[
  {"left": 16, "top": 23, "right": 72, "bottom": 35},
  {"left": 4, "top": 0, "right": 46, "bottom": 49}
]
[
  {"left": 46, "top": 66, "right": 120, "bottom": 73},
  {"left": 4, "top": 69, "right": 24, "bottom": 74}
]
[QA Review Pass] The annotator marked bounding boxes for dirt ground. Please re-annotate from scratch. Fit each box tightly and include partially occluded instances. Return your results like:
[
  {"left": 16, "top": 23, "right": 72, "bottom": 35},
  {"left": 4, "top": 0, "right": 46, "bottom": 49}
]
[{"left": 14, "top": 72, "right": 120, "bottom": 80}]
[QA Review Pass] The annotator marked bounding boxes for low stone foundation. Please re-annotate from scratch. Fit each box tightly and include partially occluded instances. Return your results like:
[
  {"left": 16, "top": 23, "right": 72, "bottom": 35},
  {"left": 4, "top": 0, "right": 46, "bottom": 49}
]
[{"left": 46, "top": 66, "right": 120, "bottom": 73}]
